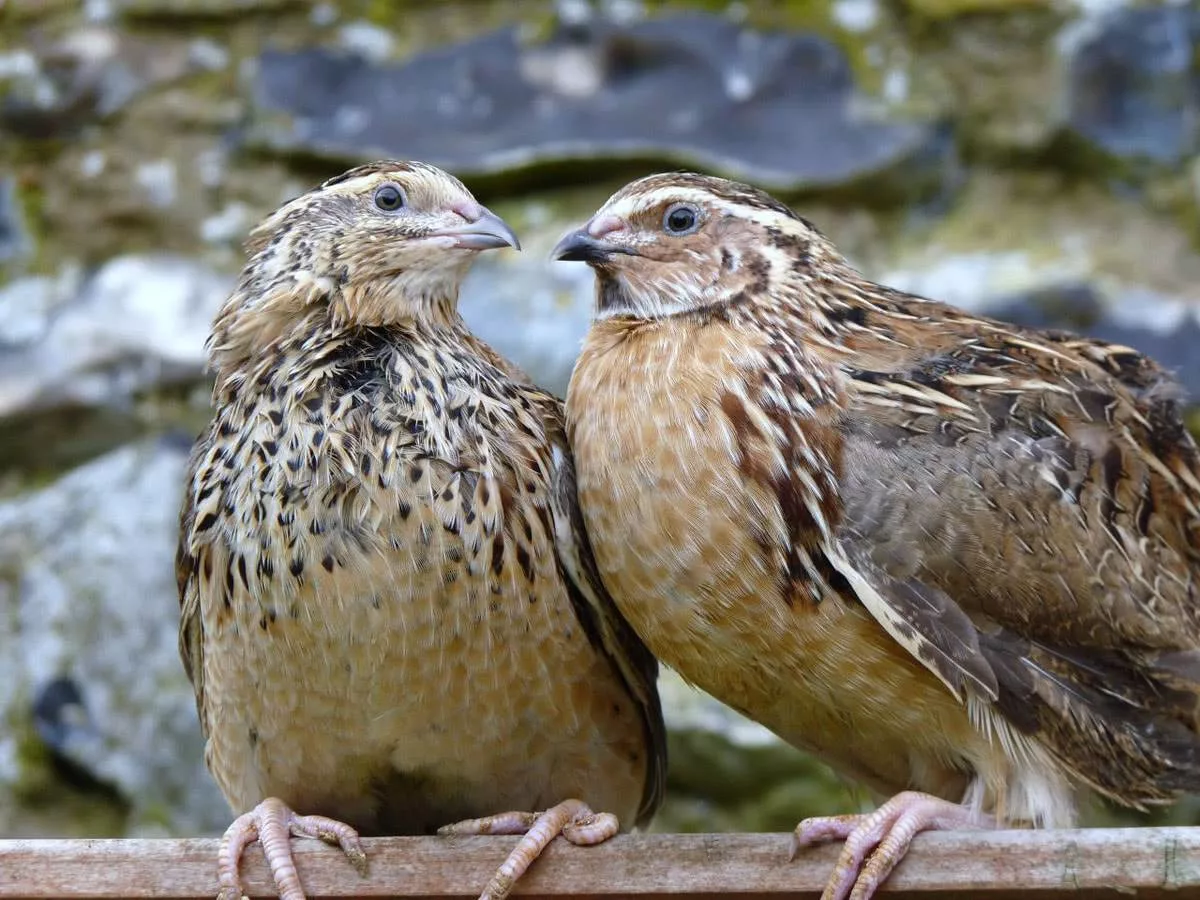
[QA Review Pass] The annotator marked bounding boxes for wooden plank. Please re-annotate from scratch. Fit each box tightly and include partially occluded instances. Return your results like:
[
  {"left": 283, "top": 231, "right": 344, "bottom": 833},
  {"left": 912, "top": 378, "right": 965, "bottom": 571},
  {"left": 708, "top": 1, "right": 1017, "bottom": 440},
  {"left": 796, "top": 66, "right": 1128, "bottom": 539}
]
[{"left": 2, "top": 828, "right": 1200, "bottom": 899}]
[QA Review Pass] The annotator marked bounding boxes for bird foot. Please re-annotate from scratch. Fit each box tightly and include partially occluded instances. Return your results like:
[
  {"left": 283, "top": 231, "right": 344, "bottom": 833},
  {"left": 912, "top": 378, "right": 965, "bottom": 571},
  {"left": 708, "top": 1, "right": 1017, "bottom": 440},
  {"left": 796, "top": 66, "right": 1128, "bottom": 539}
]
[
  {"left": 216, "top": 796, "right": 367, "bottom": 900},
  {"left": 790, "top": 791, "right": 993, "bottom": 900},
  {"left": 438, "top": 797, "right": 619, "bottom": 900}
]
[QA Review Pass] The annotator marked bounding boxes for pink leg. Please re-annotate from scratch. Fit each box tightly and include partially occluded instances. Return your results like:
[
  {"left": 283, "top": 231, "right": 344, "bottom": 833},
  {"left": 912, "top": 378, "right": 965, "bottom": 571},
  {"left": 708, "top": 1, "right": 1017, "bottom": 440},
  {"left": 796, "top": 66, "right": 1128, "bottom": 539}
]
[
  {"left": 216, "top": 797, "right": 367, "bottom": 900},
  {"left": 438, "top": 798, "right": 619, "bottom": 900},
  {"left": 791, "top": 791, "right": 993, "bottom": 900}
]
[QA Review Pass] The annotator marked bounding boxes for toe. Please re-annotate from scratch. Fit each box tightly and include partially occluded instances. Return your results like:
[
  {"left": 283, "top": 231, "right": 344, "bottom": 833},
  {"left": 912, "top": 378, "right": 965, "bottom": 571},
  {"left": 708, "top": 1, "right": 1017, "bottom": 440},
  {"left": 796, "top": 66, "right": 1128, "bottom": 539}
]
[
  {"left": 439, "top": 811, "right": 541, "bottom": 836},
  {"left": 216, "top": 809, "right": 262, "bottom": 900},
  {"left": 473, "top": 799, "right": 613, "bottom": 900},
  {"left": 800, "top": 792, "right": 994, "bottom": 900},
  {"left": 821, "top": 820, "right": 889, "bottom": 900},
  {"left": 562, "top": 810, "right": 619, "bottom": 846},
  {"left": 791, "top": 813, "right": 864, "bottom": 856},
  {"left": 255, "top": 799, "right": 311, "bottom": 900},
  {"left": 290, "top": 813, "right": 368, "bottom": 877},
  {"left": 216, "top": 798, "right": 369, "bottom": 900}
]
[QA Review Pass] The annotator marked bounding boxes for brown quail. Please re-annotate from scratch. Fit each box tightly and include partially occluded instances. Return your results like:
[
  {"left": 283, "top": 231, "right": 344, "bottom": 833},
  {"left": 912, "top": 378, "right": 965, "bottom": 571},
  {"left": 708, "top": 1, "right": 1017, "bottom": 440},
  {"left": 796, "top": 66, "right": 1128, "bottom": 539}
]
[
  {"left": 554, "top": 172, "right": 1200, "bottom": 900},
  {"left": 176, "top": 161, "right": 666, "bottom": 900}
]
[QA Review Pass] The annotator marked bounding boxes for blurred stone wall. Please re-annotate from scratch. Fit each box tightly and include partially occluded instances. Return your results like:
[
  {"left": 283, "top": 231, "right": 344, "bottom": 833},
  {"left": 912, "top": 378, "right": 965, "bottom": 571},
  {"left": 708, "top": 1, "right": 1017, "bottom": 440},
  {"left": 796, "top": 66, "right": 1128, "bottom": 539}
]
[{"left": 1, "top": 0, "right": 1197, "bottom": 838}]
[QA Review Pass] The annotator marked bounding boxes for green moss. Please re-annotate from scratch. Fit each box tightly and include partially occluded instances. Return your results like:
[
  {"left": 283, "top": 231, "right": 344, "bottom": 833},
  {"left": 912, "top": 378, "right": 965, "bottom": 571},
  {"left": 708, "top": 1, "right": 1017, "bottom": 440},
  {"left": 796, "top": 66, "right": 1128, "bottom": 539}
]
[
  {"left": 6, "top": 705, "right": 130, "bottom": 838},
  {"left": 0, "top": 379, "right": 212, "bottom": 490},
  {"left": 649, "top": 0, "right": 839, "bottom": 30},
  {"left": 10, "top": 703, "right": 50, "bottom": 799},
  {"left": 2, "top": 152, "right": 81, "bottom": 276},
  {"left": 1144, "top": 164, "right": 1200, "bottom": 248},
  {"left": 876, "top": 170, "right": 1200, "bottom": 297},
  {"left": 118, "top": 0, "right": 307, "bottom": 23},
  {"left": 0, "top": 0, "right": 77, "bottom": 33},
  {"left": 1186, "top": 409, "right": 1200, "bottom": 443},
  {"left": 0, "top": 166, "right": 50, "bottom": 278},
  {"left": 655, "top": 0, "right": 896, "bottom": 95},
  {"left": 655, "top": 728, "right": 863, "bottom": 833},
  {"left": 899, "top": 0, "right": 1050, "bottom": 19},
  {"left": 344, "top": 0, "right": 553, "bottom": 55}
]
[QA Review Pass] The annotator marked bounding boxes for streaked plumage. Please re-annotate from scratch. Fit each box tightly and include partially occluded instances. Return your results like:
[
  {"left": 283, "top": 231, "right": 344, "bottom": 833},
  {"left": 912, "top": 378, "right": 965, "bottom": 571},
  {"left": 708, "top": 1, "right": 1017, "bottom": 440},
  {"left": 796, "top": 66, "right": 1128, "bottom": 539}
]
[
  {"left": 555, "top": 172, "right": 1200, "bottom": 900},
  {"left": 176, "top": 161, "right": 665, "bottom": 900}
]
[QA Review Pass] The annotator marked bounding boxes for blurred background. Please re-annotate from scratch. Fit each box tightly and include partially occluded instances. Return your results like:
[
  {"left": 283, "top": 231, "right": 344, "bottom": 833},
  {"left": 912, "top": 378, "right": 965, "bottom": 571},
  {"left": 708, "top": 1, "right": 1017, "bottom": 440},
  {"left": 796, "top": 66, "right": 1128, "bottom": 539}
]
[{"left": 1, "top": 0, "right": 1198, "bottom": 841}]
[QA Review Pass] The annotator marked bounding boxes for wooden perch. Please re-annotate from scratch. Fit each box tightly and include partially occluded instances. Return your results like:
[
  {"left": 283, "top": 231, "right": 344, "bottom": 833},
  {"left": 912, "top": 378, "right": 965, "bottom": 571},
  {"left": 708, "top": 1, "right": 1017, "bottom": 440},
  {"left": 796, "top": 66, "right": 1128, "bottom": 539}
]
[{"left": 2, "top": 828, "right": 1200, "bottom": 900}]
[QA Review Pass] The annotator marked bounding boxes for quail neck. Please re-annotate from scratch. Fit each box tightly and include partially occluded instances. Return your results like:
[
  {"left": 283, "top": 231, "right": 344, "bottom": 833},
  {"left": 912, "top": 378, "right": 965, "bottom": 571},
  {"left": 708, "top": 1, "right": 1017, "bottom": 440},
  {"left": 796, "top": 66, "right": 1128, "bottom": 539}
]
[{"left": 208, "top": 161, "right": 520, "bottom": 383}]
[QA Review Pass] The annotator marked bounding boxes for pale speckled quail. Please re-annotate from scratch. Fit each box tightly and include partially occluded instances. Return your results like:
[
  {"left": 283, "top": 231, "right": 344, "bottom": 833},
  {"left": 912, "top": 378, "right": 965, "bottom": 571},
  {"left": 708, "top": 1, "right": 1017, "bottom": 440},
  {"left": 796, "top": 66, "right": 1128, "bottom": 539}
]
[
  {"left": 553, "top": 172, "right": 1200, "bottom": 900},
  {"left": 176, "top": 161, "right": 665, "bottom": 900}
]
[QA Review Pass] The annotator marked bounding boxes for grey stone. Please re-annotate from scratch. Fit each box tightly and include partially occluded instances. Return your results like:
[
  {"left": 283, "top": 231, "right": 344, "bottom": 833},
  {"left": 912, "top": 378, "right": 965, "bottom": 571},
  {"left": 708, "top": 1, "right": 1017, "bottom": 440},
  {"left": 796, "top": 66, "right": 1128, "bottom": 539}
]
[
  {"left": 32, "top": 676, "right": 106, "bottom": 766},
  {"left": 0, "top": 256, "right": 230, "bottom": 421},
  {"left": 1067, "top": 5, "right": 1200, "bottom": 165},
  {"left": 460, "top": 241, "right": 595, "bottom": 397},
  {"left": 0, "top": 438, "right": 229, "bottom": 836},
  {"left": 0, "top": 178, "right": 29, "bottom": 265},
  {"left": 248, "top": 12, "right": 944, "bottom": 191},
  {"left": 336, "top": 20, "right": 395, "bottom": 64},
  {"left": 985, "top": 282, "right": 1200, "bottom": 406},
  {"left": 0, "top": 27, "right": 198, "bottom": 138}
]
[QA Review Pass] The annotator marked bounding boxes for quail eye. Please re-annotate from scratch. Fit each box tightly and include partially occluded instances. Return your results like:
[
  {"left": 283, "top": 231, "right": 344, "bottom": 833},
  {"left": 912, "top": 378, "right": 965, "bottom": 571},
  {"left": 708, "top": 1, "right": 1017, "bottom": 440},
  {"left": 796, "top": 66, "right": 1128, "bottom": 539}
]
[
  {"left": 374, "top": 184, "right": 406, "bottom": 212},
  {"left": 663, "top": 203, "right": 700, "bottom": 236}
]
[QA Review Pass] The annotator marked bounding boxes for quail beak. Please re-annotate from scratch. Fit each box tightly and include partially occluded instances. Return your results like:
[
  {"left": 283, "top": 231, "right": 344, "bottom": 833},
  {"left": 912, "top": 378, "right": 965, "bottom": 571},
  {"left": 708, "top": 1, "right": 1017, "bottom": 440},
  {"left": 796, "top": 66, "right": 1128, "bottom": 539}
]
[
  {"left": 431, "top": 207, "right": 521, "bottom": 252},
  {"left": 550, "top": 216, "right": 635, "bottom": 263}
]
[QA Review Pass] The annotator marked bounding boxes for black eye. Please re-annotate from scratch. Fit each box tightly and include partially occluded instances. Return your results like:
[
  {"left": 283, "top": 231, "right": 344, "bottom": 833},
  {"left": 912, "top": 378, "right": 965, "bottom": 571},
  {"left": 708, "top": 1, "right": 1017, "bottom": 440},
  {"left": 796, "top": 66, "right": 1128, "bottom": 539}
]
[
  {"left": 374, "top": 184, "right": 406, "bottom": 212},
  {"left": 663, "top": 203, "right": 700, "bottom": 236}
]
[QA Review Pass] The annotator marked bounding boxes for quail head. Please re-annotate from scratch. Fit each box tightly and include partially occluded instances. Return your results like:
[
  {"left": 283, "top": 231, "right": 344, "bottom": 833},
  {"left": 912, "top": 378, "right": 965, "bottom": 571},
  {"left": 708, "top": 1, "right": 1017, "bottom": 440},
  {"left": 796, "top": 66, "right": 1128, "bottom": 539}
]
[
  {"left": 177, "top": 161, "right": 666, "bottom": 900},
  {"left": 554, "top": 171, "right": 1200, "bottom": 900}
]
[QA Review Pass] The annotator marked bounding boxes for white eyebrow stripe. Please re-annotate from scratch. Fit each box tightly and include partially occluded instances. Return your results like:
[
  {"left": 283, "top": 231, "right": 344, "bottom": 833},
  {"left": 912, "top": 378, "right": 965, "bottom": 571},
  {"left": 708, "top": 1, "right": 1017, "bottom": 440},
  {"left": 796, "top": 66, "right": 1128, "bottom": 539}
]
[{"left": 601, "top": 187, "right": 744, "bottom": 220}]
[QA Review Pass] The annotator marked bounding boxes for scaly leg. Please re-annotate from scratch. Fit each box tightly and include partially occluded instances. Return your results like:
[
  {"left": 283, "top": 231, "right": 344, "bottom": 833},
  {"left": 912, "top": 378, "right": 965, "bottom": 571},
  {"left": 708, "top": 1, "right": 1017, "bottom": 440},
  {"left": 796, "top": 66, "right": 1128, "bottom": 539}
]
[
  {"left": 439, "top": 797, "right": 619, "bottom": 900},
  {"left": 216, "top": 796, "right": 368, "bottom": 900},
  {"left": 791, "top": 791, "right": 993, "bottom": 900}
]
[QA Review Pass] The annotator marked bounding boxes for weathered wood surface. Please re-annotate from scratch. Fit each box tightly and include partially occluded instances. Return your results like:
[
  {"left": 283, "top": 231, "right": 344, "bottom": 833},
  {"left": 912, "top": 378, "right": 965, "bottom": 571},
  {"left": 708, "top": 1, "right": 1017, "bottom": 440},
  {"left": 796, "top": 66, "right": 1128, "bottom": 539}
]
[{"left": 2, "top": 828, "right": 1200, "bottom": 899}]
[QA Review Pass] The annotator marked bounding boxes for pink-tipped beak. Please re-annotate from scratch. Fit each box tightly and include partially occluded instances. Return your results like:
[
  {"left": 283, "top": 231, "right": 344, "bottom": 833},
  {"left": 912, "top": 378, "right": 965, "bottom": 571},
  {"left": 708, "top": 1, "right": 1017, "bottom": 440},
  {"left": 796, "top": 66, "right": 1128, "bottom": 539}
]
[
  {"left": 550, "top": 216, "right": 632, "bottom": 263},
  {"left": 430, "top": 205, "right": 521, "bottom": 252}
]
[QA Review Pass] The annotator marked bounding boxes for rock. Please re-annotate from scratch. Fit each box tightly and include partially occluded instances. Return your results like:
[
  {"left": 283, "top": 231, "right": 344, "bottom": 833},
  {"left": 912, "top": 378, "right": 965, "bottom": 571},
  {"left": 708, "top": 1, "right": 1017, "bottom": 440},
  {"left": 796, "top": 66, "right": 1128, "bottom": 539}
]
[
  {"left": 336, "top": 20, "right": 396, "bottom": 64},
  {"left": 909, "top": 7, "right": 1069, "bottom": 155},
  {"left": 31, "top": 676, "right": 107, "bottom": 773},
  {"left": 0, "top": 256, "right": 229, "bottom": 422},
  {"left": 459, "top": 208, "right": 597, "bottom": 396},
  {"left": 0, "top": 437, "right": 230, "bottom": 837},
  {"left": 0, "top": 26, "right": 200, "bottom": 139},
  {"left": 0, "top": 178, "right": 28, "bottom": 265},
  {"left": 248, "top": 12, "right": 944, "bottom": 192},
  {"left": 1066, "top": 4, "right": 1200, "bottom": 165},
  {"left": 985, "top": 282, "right": 1200, "bottom": 406}
]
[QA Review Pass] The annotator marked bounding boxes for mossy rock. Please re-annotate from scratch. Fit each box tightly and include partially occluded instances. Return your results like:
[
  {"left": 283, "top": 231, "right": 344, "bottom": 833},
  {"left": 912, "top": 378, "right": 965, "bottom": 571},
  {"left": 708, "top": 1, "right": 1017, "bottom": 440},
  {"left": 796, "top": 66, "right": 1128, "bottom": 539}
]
[{"left": 2, "top": 704, "right": 129, "bottom": 839}]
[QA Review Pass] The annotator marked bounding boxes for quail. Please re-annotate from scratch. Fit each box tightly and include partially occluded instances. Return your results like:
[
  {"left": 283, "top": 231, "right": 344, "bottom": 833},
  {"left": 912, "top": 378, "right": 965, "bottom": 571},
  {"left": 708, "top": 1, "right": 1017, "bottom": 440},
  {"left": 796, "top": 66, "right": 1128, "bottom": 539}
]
[
  {"left": 553, "top": 172, "right": 1200, "bottom": 900},
  {"left": 176, "top": 161, "right": 666, "bottom": 900}
]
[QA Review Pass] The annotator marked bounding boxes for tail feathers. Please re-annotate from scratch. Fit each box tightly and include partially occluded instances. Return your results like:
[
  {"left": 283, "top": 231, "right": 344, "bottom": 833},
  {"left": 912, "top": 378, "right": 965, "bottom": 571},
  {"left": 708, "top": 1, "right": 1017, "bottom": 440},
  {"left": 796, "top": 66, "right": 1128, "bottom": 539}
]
[
  {"left": 979, "top": 630, "right": 1200, "bottom": 806},
  {"left": 1142, "top": 649, "right": 1200, "bottom": 697}
]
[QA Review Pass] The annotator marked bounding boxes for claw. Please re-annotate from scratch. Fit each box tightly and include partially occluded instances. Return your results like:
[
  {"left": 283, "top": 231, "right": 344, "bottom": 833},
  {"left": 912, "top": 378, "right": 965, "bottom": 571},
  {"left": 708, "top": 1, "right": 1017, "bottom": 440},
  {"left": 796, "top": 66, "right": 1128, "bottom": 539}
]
[
  {"left": 216, "top": 797, "right": 366, "bottom": 900},
  {"left": 439, "top": 798, "right": 620, "bottom": 900},
  {"left": 791, "top": 791, "right": 993, "bottom": 900}
]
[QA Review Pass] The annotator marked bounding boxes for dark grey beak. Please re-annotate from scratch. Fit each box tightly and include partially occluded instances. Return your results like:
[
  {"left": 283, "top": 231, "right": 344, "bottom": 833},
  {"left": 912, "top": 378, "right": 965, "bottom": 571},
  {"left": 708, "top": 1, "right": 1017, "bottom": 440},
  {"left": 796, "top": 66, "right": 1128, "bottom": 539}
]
[
  {"left": 433, "top": 207, "right": 521, "bottom": 252},
  {"left": 550, "top": 230, "right": 633, "bottom": 263}
]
